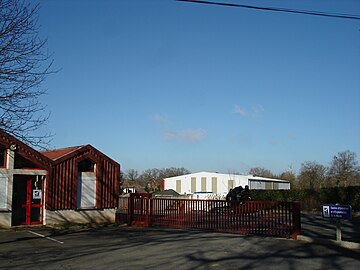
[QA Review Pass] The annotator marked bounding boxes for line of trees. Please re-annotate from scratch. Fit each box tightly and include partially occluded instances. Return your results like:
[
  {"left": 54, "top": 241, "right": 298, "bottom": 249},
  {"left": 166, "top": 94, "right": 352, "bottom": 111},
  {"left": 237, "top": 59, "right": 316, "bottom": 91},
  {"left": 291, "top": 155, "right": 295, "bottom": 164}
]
[
  {"left": 121, "top": 167, "right": 191, "bottom": 193},
  {"left": 250, "top": 150, "right": 360, "bottom": 190},
  {"left": 122, "top": 150, "right": 360, "bottom": 193}
]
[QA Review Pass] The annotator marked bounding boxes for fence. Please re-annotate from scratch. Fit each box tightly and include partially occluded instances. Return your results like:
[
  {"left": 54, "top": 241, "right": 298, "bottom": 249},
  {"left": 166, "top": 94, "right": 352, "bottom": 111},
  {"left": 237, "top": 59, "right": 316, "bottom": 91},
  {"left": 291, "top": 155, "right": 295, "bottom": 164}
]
[{"left": 116, "top": 193, "right": 301, "bottom": 239}]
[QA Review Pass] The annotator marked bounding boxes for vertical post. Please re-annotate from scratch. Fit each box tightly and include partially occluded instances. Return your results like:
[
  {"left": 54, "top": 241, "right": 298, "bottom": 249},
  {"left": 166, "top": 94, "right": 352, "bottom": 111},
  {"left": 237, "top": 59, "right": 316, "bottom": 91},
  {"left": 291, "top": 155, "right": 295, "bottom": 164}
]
[
  {"left": 7, "top": 149, "right": 15, "bottom": 221},
  {"left": 336, "top": 218, "right": 342, "bottom": 241},
  {"left": 26, "top": 178, "right": 32, "bottom": 225},
  {"left": 144, "top": 196, "right": 149, "bottom": 227},
  {"left": 148, "top": 196, "right": 153, "bottom": 227},
  {"left": 335, "top": 203, "right": 342, "bottom": 242},
  {"left": 291, "top": 202, "right": 301, "bottom": 240},
  {"left": 128, "top": 193, "right": 134, "bottom": 226},
  {"left": 145, "top": 193, "right": 151, "bottom": 227}
]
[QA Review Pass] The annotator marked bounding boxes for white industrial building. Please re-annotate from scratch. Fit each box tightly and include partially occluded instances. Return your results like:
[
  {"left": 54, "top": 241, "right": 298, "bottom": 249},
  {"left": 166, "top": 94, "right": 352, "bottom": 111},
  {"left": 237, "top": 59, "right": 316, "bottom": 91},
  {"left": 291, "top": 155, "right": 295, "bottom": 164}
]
[{"left": 163, "top": 172, "right": 290, "bottom": 197}]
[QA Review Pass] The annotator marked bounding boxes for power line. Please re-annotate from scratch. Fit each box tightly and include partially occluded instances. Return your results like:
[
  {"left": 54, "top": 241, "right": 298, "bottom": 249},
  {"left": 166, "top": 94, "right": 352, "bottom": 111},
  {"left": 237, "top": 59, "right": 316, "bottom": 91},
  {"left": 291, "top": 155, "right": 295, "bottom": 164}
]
[{"left": 177, "top": 0, "right": 360, "bottom": 21}]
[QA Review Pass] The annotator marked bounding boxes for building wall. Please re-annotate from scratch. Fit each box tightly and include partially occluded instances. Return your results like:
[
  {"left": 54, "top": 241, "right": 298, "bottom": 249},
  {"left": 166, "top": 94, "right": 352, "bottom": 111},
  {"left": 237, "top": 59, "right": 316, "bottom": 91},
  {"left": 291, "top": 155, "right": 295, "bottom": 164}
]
[
  {"left": 45, "top": 209, "right": 116, "bottom": 225},
  {"left": 164, "top": 172, "right": 249, "bottom": 195},
  {"left": 0, "top": 146, "right": 48, "bottom": 228},
  {"left": 249, "top": 179, "right": 290, "bottom": 190},
  {"left": 0, "top": 130, "right": 120, "bottom": 228},
  {"left": 164, "top": 172, "right": 291, "bottom": 196},
  {"left": 47, "top": 147, "right": 120, "bottom": 210},
  {"left": 0, "top": 212, "right": 11, "bottom": 227}
]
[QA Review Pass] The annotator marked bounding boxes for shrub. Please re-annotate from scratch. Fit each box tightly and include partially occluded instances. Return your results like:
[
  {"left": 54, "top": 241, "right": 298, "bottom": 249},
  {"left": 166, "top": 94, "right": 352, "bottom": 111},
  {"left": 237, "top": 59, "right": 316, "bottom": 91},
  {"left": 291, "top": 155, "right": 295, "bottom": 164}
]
[{"left": 251, "top": 187, "right": 360, "bottom": 212}]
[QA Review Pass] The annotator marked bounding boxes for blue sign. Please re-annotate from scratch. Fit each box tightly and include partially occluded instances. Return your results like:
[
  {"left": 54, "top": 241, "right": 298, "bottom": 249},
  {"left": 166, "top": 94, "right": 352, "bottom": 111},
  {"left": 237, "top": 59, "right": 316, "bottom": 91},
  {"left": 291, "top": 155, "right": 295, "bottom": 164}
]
[{"left": 322, "top": 204, "right": 352, "bottom": 220}]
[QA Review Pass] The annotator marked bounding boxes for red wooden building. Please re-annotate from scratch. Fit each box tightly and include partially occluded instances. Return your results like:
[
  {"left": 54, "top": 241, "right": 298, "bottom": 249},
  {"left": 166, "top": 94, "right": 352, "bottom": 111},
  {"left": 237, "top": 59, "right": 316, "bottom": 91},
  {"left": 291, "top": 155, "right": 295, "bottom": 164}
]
[{"left": 0, "top": 129, "right": 120, "bottom": 227}]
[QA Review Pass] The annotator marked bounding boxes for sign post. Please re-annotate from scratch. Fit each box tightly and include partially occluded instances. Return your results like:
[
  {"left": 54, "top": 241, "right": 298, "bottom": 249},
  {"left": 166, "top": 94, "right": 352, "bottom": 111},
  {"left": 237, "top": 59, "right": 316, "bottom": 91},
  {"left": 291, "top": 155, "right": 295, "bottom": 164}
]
[{"left": 322, "top": 204, "right": 352, "bottom": 242}]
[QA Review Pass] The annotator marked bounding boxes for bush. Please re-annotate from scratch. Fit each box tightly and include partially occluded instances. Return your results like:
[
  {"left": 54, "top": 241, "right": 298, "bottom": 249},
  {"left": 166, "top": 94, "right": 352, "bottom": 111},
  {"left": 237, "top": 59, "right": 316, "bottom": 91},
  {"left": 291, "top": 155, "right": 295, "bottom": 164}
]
[
  {"left": 251, "top": 187, "right": 360, "bottom": 212},
  {"left": 319, "top": 186, "right": 360, "bottom": 211}
]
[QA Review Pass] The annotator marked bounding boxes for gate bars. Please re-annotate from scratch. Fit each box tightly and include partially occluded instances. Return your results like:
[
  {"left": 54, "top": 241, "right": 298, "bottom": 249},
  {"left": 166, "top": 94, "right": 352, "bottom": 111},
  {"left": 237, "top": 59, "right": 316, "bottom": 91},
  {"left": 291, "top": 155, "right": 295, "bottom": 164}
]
[{"left": 116, "top": 193, "right": 301, "bottom": 239}]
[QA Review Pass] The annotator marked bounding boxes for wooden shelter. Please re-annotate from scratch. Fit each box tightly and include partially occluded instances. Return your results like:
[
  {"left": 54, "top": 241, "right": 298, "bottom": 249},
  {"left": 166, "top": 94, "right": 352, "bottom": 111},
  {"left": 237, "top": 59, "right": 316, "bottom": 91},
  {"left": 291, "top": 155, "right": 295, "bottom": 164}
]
[{"left": 0, "top": 129, "right": 120, "bottom": 228}]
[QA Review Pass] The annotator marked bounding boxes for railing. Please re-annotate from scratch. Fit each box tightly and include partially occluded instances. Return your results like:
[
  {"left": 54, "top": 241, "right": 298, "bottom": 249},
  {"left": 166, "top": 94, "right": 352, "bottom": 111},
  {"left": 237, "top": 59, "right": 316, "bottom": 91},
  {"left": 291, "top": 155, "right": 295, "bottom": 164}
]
[{"left": 116, "top": 194, "right": 301, "bottom": 239}]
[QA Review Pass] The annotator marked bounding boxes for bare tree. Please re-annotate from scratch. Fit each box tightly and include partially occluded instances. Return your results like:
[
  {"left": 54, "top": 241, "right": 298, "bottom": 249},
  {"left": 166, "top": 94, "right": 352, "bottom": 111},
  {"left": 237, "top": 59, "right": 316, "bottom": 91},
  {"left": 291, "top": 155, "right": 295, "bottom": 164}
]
[
  {"left": 159, "top": 167, "right": 190, "bottom": 179},
  {"left": 0, "top": 0, "right": 54, "bottom": 148},
  {"left": 298, "top": 161, "right": 327, "bottom": 189},
  {"left": 249, "top": 167, "right": 274, "bottom": 178},
  {"left": 140, "top": 167, "right": 191, "bottom": 192},
  {"left": 279, "top": 170, "right": 296, "bottom": 185},
  {"left": 124, "top": 169, "right": 140, "bottom": 182},
  {"left": 328, "top": 150, "right": 360, "bottom": 187},
  {"left": 141, "top": 168, "right": 161, "bottom": 192}
]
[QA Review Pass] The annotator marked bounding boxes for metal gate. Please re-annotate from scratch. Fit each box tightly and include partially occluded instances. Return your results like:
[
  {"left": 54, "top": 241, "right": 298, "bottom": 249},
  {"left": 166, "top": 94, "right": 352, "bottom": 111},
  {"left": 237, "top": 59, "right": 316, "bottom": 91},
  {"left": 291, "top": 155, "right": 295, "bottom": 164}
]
[{"left": 117, "top": 193, "right": 301, "bottom": 239}]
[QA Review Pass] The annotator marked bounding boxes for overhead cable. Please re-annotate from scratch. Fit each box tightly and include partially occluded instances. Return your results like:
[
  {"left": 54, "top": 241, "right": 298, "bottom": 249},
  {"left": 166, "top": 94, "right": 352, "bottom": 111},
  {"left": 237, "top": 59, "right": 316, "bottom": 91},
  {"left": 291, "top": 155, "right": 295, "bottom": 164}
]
[{"left": 177, "top": 0, "right": 360, "bottom": 21}]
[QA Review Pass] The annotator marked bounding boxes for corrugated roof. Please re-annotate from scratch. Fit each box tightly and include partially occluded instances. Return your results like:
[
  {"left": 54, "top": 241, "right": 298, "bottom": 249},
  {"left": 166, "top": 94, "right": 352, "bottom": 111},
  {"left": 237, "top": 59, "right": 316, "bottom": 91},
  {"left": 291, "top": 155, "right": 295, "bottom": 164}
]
[{"left": 41, "top": 145, "right": 85, "bottom": 161}]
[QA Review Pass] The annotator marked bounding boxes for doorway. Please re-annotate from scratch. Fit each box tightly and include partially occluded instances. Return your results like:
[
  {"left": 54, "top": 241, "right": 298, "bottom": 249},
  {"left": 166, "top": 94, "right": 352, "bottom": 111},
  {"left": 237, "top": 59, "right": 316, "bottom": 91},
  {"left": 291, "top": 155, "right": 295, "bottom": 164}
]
[{"left": 12, "top": 175, "right": 44, "bottom": 226}]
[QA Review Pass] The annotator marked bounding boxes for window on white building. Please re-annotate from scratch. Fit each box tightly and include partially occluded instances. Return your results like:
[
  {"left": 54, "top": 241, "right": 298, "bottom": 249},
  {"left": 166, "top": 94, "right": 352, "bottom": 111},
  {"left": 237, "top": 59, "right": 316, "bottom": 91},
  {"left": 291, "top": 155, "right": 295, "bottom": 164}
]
[
  {"left": 201, "top": 177, "right": 206, "bottom": 192},
  {"left": 191, "top": 177, "right": 196, "bottom": 193},
  {"left": 265, "top": 182, "right": 273, "bottom": 190},
  {"left": 273, "top": 182, "right": 279, "bottom": 190},
  {"left": 176, "top": 180, "right": 181, "bottom": 193},
  {"left": 228, "top": 180, "right": 234, "bottom": 191},
  {"left": 212, "top": 177, "right": 217, "bottom": 193}
]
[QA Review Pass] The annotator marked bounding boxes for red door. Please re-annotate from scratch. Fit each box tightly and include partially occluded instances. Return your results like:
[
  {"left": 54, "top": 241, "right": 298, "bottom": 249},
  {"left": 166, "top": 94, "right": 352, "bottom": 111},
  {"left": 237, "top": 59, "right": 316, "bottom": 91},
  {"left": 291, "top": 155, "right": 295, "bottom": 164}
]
[{"left": 12, "top": 176, "right": 43, "bottom": 226}]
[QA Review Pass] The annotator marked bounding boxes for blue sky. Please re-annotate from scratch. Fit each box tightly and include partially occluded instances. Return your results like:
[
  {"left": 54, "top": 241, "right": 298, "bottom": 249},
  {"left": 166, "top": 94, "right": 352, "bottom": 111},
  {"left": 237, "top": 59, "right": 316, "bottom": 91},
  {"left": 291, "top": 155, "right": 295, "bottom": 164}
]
[{"left": 37, "top": 0, "right": 360, "bottom": 174}]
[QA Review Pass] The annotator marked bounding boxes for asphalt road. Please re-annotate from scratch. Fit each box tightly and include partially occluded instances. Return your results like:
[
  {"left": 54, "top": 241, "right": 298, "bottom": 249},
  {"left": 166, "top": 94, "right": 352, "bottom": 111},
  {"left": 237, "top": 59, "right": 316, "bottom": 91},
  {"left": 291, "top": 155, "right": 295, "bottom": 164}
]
[
  {"left": 0, "top": 223, "right": 359, "bottom": 270},
  {"left": 301, "top": 212, "right": 360, "bottom": 243}
]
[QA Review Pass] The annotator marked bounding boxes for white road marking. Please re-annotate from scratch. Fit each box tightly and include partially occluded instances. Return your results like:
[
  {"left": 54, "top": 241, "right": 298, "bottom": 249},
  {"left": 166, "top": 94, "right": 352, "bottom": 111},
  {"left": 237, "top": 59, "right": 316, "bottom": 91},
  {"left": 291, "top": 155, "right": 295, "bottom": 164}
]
[{"left": 27, "top": 230, "right": 64, "bottom": 244}]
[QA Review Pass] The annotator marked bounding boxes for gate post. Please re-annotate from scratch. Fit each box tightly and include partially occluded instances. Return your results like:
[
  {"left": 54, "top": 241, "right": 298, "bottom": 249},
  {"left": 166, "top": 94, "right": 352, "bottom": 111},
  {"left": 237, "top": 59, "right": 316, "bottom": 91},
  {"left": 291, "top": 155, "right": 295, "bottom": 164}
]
[
  {"left": 128, "top": 193, "right": 135, "bottom": 226},
  {"left": 291, "top": 202, "right": 301, "bottom": 239},
  {"left": 144, "top": 195, "right": 150, "bottom": 227},
  {"left": 148, "top": 197, "right": 153, "bottom": 227}
]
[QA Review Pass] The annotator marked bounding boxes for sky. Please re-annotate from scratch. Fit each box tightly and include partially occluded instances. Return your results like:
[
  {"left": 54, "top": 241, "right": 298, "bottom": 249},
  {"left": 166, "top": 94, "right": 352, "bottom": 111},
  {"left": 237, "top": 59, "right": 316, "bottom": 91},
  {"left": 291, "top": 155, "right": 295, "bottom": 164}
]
[{"left": 36, "top": 0, "right": 360, "bottom": 175}]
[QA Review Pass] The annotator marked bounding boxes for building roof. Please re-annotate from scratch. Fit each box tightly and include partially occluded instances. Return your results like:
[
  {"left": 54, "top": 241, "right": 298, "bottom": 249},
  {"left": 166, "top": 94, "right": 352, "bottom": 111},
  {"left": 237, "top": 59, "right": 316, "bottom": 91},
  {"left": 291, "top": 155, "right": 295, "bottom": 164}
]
[
  {"left": 153, "top": 189, "right": 182, "bottom": 197},
  {"left": 0, "top": 129, "right": 53, "bottom": 169},
  {"left": 41, "top": 146, "right": 85, "bottom": 161},
  {"left": 248, "top": 176, "right": 289, "bottom": 183},
  {"left": 41, "top": 144, "right": 120, "bottom": 167}
]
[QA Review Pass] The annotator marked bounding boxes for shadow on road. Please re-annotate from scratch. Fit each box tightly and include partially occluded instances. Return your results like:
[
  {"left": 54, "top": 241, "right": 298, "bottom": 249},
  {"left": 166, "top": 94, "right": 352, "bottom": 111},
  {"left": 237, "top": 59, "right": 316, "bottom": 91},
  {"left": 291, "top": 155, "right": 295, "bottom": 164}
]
[
  {"left": 301, "top": 212, "right": 360, "bottom": 243},
  {"left": 0, "top": 224, "right": 359, "bottom": 270}
]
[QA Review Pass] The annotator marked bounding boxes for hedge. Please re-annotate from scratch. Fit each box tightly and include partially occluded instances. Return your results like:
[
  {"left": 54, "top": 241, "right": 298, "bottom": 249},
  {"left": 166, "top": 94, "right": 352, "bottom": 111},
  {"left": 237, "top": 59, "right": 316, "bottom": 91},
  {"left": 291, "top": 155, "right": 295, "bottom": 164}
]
[{"left": 251, "top": 186, "right": 360, "bottom": 212}]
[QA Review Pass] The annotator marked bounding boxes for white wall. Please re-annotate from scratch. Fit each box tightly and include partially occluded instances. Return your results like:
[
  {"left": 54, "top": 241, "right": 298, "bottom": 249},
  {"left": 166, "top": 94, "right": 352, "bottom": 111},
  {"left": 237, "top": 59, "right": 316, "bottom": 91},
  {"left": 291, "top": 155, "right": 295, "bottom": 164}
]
[
  {"left": 0, "top": 148, "right": 48, "bottom": 228},
  {"left": 164, "top": 172, "right": 290, "bottom": 196},
  {"left": 45, "top": 209, "right": 116, "bottom": 225},
  {"left": 248, "top": 178, "right": 291, "bottom": 190},
  {"left": 164, "top": 172, "right": 249, "bottom": 195},
  {"left": 0, "top": 212, "right": 11, "bottom": 228}
]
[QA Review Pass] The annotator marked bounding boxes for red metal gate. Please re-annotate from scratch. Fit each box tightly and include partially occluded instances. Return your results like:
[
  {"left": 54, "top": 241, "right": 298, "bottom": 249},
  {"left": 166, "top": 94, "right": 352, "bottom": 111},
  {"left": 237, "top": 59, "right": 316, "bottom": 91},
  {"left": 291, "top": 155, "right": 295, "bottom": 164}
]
[{"left": 117, "top": 193, "right": 301, "bottom": 239}]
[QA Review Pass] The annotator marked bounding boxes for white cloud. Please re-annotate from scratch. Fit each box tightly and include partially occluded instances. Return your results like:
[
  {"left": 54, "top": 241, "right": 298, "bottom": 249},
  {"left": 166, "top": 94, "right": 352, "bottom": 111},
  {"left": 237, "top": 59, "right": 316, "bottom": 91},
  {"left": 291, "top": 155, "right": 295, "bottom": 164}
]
[
  {"left": 152, "top": 113, "right": 206, "bottom": 143},
  {"left": 164, "top": 128, "right": 207, "bottom": 143},
  {"left": 164, "top": 130, "right": 178, "bottom": 141},
  {"left": 234, "top": 104, "right": 264, "bottom": 118},
  {"left": 252, "top": 104, "right": 264, "bottom": 114},
  {"left": 234, "top": 105, "right": 247, "bottom": 116},
  {"left": 151, "top": 113, "right": 169, "bottom": 124}
]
